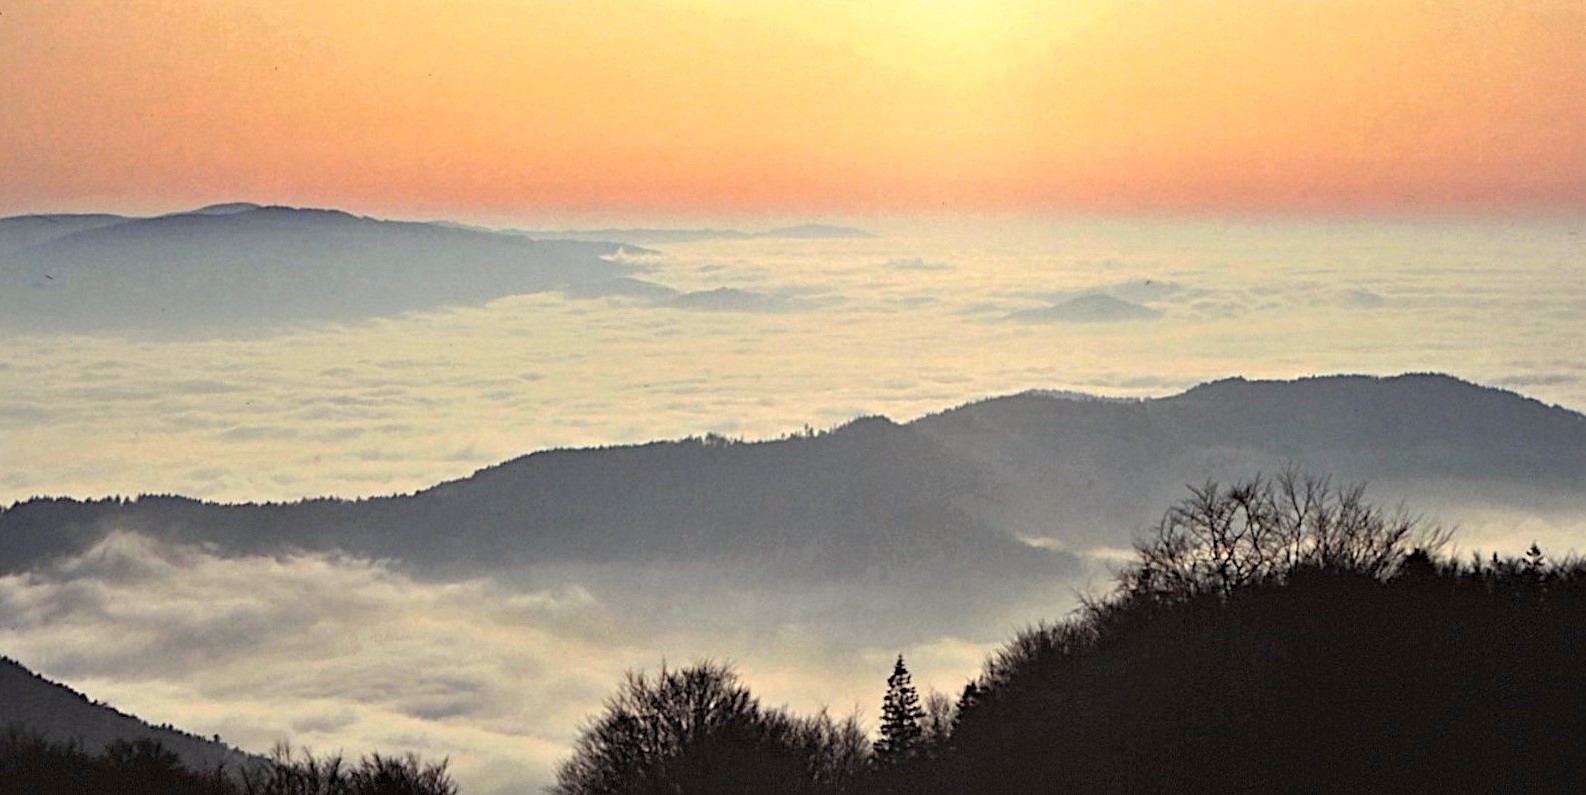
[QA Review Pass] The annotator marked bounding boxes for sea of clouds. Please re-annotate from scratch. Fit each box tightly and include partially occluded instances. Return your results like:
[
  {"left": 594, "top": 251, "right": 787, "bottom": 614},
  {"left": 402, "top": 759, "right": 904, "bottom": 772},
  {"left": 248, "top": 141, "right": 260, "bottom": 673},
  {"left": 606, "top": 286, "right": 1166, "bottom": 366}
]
[
  {"left": 1, "top": 214, "right": 1583, "bottom": 792},
  {"left": 3, "top": 216, "right": 1582, "bottom": 505}
]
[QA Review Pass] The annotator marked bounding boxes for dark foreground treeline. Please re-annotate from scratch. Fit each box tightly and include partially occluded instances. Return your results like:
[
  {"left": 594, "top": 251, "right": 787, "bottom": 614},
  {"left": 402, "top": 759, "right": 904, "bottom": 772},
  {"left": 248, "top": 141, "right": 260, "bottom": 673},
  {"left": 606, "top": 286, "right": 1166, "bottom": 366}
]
[
  {"left": 0, "top": 733, "right": 456, "bottom": 795},
  {"left": 553, "top": 472, "right": 1586, "bottom": 795}
]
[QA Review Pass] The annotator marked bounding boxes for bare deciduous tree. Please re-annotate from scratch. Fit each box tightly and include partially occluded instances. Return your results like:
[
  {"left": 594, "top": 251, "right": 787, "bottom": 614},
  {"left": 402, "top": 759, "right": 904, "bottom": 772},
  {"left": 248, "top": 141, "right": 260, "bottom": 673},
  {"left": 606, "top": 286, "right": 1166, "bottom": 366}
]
[
  {"left": 239, "top": 744, "right": 457, "bottom": 795},
  {"left": 1122, "top": 469, "right": 1450, "bottom": 599},
  {"left": 550, "top": 662, "right": 868, "bottom": 795}
]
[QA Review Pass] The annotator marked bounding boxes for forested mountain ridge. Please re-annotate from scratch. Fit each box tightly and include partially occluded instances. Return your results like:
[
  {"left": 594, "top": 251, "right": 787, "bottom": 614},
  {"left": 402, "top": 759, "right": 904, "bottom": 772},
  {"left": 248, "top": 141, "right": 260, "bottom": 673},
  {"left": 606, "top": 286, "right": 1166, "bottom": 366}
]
[
  {"left": 913, "top": 372, "right": 1586, "bottom": 545},
  {"left": 2, "top": 374, "right": 1582, "bottom": 580}
]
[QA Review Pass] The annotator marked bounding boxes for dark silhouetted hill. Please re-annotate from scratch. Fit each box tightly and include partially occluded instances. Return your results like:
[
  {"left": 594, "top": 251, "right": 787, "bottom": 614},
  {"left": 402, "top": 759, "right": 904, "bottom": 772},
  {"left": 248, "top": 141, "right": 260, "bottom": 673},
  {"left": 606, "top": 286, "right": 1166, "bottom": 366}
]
[
  {"left": 913, "top": 373, "right": 1586, "bottom": 546},
  {"left": 0, "top": 417, "right": 1053, "bottom": 585},
  {"left": 0, "top": 655, "right": 254, "bottom": 775},
  {"left": 932, "top": 551, "right": 1586, "bottom": 795},
  {"left": 1, "top": 375, "right": 1582, "bottom": 582},
  {"left": 555, "top": 473, "right": 1586, "bottom": 795}
]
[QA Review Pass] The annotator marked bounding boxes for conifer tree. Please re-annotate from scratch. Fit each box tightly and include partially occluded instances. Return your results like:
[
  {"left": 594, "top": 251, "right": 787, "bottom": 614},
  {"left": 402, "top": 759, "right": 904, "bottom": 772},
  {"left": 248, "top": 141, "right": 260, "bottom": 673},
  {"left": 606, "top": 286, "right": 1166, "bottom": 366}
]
[{"left": 874, "top": 655, "right": 926, "bottom": 764}]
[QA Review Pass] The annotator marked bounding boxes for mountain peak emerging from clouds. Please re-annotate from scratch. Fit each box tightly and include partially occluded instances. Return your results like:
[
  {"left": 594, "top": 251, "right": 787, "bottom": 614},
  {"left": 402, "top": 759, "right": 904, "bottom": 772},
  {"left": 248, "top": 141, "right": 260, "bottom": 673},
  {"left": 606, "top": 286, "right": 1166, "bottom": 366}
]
[{"left": 0, "top": 206, "right": 631, "bottom": 334}]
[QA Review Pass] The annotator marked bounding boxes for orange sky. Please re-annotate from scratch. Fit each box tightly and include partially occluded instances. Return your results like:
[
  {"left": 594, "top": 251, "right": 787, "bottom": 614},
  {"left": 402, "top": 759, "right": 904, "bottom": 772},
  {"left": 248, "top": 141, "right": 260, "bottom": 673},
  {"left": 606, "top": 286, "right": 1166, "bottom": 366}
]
[{"left": 2, "top": 0, "right": 1583, "bottom": 217}]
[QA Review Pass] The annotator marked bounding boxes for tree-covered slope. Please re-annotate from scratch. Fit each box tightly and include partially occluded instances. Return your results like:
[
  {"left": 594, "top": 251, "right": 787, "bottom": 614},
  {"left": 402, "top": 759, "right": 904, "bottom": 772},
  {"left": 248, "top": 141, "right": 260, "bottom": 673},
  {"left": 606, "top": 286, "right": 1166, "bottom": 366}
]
[
  {"left": 0, "top": 656, "right": 254, "bottom": 775},
  {"left": 2, "top": 374, "right": 1582, "bottom": 581}
]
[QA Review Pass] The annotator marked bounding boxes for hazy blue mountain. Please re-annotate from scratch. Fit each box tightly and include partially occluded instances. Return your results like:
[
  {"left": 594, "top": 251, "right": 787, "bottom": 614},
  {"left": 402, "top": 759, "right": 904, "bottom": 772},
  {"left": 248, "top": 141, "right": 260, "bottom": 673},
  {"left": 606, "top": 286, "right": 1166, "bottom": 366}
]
[
  {"left": 0, "top": 655, "right": 255, "bottom": 774},
  {"left": 2, "top": 375, "right": 1581, "bottom": 580},
  {"left": 0, "top": 213, "right": 128, "bottom": 256},
  {"left": 509, "top": 224, "right": 874, "bottom": 245},
  {"left": 0, "top": 205, "right": 634, "bottom": 334}
]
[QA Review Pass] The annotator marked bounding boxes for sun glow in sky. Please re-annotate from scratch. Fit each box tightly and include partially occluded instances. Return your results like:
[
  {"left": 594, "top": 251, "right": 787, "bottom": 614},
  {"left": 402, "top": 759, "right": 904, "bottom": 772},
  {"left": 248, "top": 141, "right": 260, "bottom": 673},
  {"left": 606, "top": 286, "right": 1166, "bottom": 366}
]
[
  {"left": 5, "top": 7, "right": 1586, "bottom": 794},
  {"left": 3, "top": 0, "right": 1584, "bottom": 217}
]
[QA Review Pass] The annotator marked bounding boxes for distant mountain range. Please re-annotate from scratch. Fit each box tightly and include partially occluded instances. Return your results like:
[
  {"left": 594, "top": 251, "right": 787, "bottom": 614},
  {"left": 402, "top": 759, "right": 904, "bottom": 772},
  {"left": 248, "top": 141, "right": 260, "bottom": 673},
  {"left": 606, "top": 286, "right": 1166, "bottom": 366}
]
[
  {"left": 3, "top": 374, "right": 1581, "bottom": 582},
  {"left": 0, "top": 655, "right": 254, "bottom": 774},
  {"left": 0, "top": 204, "right": 632, "bottom": 333},
  {"left": 0, "top": 205, "right": 876, "bottom": 334}
]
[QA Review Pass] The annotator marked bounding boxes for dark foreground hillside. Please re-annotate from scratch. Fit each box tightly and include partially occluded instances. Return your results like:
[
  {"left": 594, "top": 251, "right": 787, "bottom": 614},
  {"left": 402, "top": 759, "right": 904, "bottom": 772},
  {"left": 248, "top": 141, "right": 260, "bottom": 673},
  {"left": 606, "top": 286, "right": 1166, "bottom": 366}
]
[
  {"left": 941, "top": 556, "right": 1586, "bottom": 794},
  {"left": 553, "top": 474, "right": 1586, "bottom": 795},
  {"left": 0, "top": 656, "right": 252, "bottom": 774}
]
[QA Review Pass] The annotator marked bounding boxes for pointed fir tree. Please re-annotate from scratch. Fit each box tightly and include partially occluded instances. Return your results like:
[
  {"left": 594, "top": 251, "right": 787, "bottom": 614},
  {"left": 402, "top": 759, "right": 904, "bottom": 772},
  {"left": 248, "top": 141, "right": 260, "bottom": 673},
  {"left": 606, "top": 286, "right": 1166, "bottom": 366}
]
[{"left": 874, "top": 654, "right": 926, "bottom": 764}]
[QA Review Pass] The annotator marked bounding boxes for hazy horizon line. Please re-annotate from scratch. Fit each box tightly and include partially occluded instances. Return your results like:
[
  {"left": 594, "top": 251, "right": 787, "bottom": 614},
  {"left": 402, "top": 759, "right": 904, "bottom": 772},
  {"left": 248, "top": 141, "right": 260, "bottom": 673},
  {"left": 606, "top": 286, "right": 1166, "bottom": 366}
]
[{"left": 6, "top": 199, "right": 1584, "bottom": 236}]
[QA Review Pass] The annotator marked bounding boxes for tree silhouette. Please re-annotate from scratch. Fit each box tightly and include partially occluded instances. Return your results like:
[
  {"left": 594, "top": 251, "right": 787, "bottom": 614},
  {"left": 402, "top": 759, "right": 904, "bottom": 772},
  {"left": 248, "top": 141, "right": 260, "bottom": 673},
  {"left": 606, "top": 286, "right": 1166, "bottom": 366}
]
[
  {"left": 1121, "top": 468, "right": 1450, "bottom": 600},
  {"left": 873, "top": 656, "right": 925, "bottom": 765},
  {"left": 551, "top": 662, "right": 868, "bottom": 795},
  {"left": 0, "top": 728, "right": 455, "bottom": 795},
  {"left": 237, "top": 743, "right": 456, "bottom": 795},
  {"left": 924, "top": 476, "right": 1586, "bottom": 795},
  {"left": 0, "top": 731, "right": 237, "bottom": 795}
]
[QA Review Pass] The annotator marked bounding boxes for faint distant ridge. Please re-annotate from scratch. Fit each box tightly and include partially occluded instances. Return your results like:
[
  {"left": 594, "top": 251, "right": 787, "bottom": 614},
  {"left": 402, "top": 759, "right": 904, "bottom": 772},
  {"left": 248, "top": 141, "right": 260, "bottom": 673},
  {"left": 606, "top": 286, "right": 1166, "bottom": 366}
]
[
  {"left": 508, "top": 223, "right": 875, "bottom": 245},
  {"left": 761, "top": 223, "right": 874, "bottom": 239},
  {"left": 0, "top": 213, "right": 127, "bottom": 256},
  {"left": 1004, "top": 293, "right": 1161, "bottom": 323},
  {"left": 0, "top": 655, "right": 255, "bottom": 775},
  {"left": 0, "top": 203, "right": 635, "bottom": 334}
]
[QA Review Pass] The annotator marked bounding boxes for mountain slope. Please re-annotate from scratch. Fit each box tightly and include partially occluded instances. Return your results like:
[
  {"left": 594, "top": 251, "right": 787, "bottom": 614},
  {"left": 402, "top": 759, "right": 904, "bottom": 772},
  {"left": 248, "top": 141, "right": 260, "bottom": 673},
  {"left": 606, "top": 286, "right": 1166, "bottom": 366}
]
[
  {"left": 0, "top": 655, "right": 255, "bottom": 774},
  {"left": 913, "top": 373, "right": 1586, "bottom": 544},
  {"left": 1, "top": 374, "right": 1582, "bottom": 578},
  {"left": 0, "top": 416, "right": 1059, "bottom": 583}
]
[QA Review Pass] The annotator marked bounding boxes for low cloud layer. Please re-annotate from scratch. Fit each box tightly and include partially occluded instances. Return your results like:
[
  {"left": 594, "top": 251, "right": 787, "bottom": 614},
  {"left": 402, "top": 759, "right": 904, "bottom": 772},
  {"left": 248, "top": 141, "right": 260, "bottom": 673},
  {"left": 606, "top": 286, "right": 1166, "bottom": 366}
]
[
  {"left": 0, "top": 532, "right": 1077, "bottom": 793},
  {"left": 4, "top": 501, "right": 1572, "bottom": 794},
  {"left": 563, "top": 277, "right": 837, "bottom": 314},
  {"left": 3, "top": 217, "right": 1584, "bottom": 505}
]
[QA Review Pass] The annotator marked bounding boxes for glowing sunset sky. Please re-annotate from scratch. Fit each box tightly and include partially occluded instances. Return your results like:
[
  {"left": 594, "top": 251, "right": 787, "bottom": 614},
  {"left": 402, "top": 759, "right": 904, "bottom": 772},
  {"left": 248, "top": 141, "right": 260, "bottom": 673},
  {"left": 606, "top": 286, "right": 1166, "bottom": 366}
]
[{"left": 3, "top": 0, "right": 1583, "bottom": 217}]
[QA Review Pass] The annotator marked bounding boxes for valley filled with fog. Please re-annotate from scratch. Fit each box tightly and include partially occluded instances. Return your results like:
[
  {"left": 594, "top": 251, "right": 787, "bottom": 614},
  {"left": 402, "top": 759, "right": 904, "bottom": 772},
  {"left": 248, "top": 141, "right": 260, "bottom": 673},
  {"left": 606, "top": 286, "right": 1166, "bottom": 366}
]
[{"left": 2, "top": 210, "right": 1584, "bottom": 793}]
